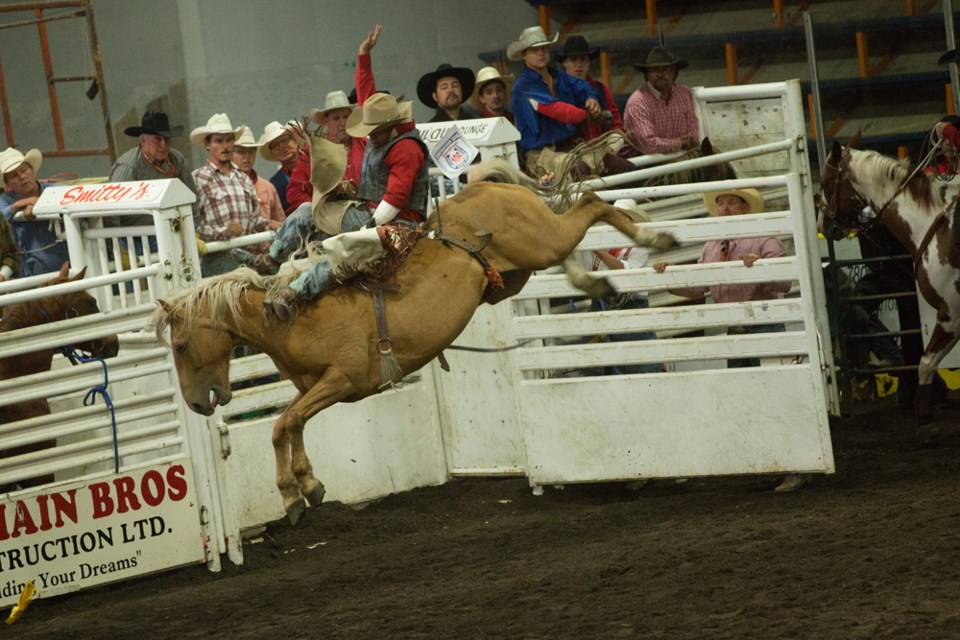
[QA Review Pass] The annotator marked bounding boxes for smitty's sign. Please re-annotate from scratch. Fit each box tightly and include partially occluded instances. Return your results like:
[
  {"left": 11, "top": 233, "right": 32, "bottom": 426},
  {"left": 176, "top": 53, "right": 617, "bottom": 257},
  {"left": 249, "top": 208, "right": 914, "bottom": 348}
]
[{"left": 0, "top": 462, "right": 206, "bottom": 606}]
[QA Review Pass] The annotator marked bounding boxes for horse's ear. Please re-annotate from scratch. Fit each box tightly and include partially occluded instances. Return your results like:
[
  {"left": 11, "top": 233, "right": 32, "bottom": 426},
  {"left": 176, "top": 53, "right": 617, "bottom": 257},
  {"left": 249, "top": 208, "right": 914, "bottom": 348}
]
[
  {"left": 701, "top": 137, "right": 713, "bottom": 156},
  {"left": 69, "top": 266, "right": 87, "bottom": 282},
  {"left": 848, "top": 129, "right": 862, "bottom": 150},
  {"left": 59, "top": 262, "right": 70, "bottom": 279},
  {"left": 830, "top": 140, "right": 842, "bottom": 162},
  {"left": 156, "top": 299, "right": 174, "bottom": 314}
]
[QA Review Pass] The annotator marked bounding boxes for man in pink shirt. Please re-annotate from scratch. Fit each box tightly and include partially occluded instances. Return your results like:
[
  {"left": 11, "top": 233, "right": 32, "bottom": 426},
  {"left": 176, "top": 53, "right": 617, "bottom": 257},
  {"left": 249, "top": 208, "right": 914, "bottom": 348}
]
[{"left": 623, "top": 46, "right": 700, "bottom": 155}]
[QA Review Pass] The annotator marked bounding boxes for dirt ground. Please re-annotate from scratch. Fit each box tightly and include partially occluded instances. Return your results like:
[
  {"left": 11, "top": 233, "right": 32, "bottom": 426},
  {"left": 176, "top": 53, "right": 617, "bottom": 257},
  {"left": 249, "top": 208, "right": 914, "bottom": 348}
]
[{"left": 9, "top": 397, "right": 960, "bottom": 640}]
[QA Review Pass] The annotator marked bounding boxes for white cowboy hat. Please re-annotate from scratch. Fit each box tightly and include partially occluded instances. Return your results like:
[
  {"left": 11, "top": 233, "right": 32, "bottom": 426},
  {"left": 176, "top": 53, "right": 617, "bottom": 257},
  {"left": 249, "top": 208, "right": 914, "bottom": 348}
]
[
  {"left": 189, "top": 113, "right": 243, "bottom": 146},
  {"left": 468, "top": 67, "right": 515, "bottom": 112},
  {"left": 258, "top": 120, "right": 300, "bottom": 161},
  {"left": 0, "top": 147, "right": 42, "bottom": 187},
  {"left": 233, "top": 125, "right": 262, "bottom": 148},
  {"left": 507, "top": 26, "right": 559, "bottom": 62},
  {"left": 310, "top": 90, "right": 357, "bottom": 119},
  {"left": 613, "top": 198, "right": 651, "bottom": 223},
  {"left": 703, "top": 188, "right": 765, "bottom": 215},
  {"left": 345, "top": 93, "right": 414, "bottom": 138}
]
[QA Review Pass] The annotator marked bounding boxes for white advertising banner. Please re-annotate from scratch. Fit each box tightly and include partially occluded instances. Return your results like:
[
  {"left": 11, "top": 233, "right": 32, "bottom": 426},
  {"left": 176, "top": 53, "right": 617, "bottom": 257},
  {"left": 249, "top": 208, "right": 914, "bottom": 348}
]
[{"left": 0, "top": 462, "right": 206, "bottom": 606}]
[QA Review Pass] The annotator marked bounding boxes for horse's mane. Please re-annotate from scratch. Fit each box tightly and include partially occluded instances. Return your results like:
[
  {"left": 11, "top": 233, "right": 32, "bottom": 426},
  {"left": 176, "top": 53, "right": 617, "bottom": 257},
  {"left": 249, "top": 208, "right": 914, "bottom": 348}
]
[
  {"left": 151, "top": 268, "right": 292, "bottom": 341},
  {"left": 852, "top": 148, "right": 934, "bottom": 207}
]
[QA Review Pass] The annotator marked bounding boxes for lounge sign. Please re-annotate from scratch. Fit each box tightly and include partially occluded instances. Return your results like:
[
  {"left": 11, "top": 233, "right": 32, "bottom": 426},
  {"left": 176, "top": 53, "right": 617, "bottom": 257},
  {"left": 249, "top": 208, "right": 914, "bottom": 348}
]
[{"left": 0, "top": 462, "right": 206, "bottom": 606}]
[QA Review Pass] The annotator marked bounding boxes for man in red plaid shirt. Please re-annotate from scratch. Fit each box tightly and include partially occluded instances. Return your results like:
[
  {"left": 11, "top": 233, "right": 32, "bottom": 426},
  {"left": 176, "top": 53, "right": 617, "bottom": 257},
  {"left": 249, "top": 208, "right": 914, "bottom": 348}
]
[
  {"left": 191, "top": 113, "right": 270, "bottom": 276},
  {"left": 623, "top": 46, "right": 700, "bottom": 156}
]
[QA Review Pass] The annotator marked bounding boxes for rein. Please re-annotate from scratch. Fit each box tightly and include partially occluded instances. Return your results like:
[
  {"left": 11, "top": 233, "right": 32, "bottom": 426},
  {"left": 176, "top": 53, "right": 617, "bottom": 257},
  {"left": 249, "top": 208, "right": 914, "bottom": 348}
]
[{"left": 428, "top": 199, "right": 505, "bottom": 290}]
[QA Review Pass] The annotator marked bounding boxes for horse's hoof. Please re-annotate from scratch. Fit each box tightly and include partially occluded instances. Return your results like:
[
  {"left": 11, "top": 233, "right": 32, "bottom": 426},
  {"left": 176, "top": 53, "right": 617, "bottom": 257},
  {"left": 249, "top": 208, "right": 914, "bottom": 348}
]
[
  {"left": 286, "top": 498, "right": 307, "bottom": 525},
  {"left": 305, "top": 482, "right": 326, "bottom": 507},
  {"left": 585, "top": 278, "right": 616, "bottom": 299},
  {"left": 653, "top": 232, "right": 679, "bottom": 250}
]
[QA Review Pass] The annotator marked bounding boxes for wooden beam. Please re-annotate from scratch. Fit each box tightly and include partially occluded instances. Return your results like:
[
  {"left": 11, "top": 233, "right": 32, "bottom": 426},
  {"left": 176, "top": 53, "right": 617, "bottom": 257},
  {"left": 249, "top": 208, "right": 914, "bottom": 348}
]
[
  {"left": 773, "top": 0, "right": 784, "bottom": 28},
  {"left": 646, "top": 0, "right": 657, "bottom": 38},
  {"left": 856, "top": 32, "right": 869, "bottom": 78},
  {"left": 898, "top": 146, "right": 909, "bottom": 159},
  {"left": 539, "top": 4, "right": 551, "bottom": 36},
  {"left": 35, "top": 7, "right": 65, "bottom": 151},
  {"left": 725, "top": 43, "right": 739, "bottom": 85},
  {"left": 905, "top": 0, "right": 914, "bottom": 16},
  {"left": 600, "top": 51, "right": 612, "bottom": 93},
  {"left": 948, "top": 83, "right": 955, "bottom": 116}
]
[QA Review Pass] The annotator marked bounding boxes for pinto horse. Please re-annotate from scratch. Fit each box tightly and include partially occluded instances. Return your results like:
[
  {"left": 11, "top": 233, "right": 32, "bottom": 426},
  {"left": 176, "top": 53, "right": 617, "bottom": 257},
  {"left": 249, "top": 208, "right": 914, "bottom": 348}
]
[
  {"left": 152, "top": 178, "right": 677, "bottom": 523},
  {"left": 1, "top": 263, "right": 120, "bottom": 491},
  {"left": 819, "top": 130, "right": 960, "bottom": 425}
]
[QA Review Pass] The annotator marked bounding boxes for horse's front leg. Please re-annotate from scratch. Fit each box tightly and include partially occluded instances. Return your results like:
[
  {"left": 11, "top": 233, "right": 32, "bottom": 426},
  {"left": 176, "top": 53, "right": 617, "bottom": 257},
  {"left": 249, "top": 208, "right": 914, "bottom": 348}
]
[
  {"left": 915, "top": 323, "right": 960, "bottom": 426},
  {"left": 274, "top": 368, "right": 356, "bottom": 524},
  {"left": 562, "top": 255, "right": 615, "bottom": 299}
]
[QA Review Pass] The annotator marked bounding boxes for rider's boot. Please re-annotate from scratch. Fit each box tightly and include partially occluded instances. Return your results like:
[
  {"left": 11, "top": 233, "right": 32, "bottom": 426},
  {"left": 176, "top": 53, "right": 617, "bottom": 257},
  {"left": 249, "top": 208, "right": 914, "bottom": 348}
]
[{"left": 263, "top": 259, "right": 337, "bottom": 321}]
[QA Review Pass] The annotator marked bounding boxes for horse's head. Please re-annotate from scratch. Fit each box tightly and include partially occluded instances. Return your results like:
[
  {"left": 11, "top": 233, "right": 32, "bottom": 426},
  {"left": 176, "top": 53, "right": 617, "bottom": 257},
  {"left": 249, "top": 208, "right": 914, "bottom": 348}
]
[
  {"left": 39, "top": 263, "right": 120, "bottom": 360},
  {"left": 818, "top": 130, "right": 865, "bottom": 241},
  {"left": 154, "top": 295, "right": 234, "bottom": 416}
]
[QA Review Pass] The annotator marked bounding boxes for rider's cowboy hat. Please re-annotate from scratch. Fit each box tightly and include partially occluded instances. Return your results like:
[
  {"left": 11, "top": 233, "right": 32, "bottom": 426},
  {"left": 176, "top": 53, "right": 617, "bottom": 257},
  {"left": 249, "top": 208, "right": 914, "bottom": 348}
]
[
  {"left": 633, "top": 46, "right": 689, "bottom": 72},
  {"left": 189, "top": 113, "right": 243, "bottom": 146},
  {"left": 0, "top": 147, "right": 42, "bottom": 187},
  {"left": 346, "top": 93, "right": 413, "bottom": 138},
  {"left": 124, "top": 111, "right": 184, "bottom": 138},
  {"left": 555, "top": 35, "right": 599, "bottom": 62},
  {"left": 310, "top": 90, "right": 357, "bottom": 119},
  {"left": 703, "top": 188, "right": 765, "bottom": 216},
  {"left": 417, "top": 64, "right": 476, "bottom": 110},
  {"left": 507, "top": 26, "right": 559, "bottom": 62},
  {"left": 468, "top": 67, "right": 515, "bottom": 112},
  {"left": 258, "top": 120, "right": 301, "bottom": 161},
  {"left": 233, "top": 125, "right": 263, "bottom": 149}
]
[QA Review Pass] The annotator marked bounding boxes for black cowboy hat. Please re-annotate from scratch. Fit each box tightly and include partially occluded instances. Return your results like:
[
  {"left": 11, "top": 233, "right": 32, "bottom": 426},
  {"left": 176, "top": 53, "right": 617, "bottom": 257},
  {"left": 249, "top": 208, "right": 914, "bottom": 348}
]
[
  {"left": 939, "top": 49, "right": 960, "bottom": 65},
  {"left": 633, "top": 46, "right": 689, "bottom": 72},
  {"left": 416, "top": 64, "right": 476, "bottom": 110},
  {"left": 123, "top": 111, "right": 184, "bottom": 138},
  {"left": 555, "top": 35, "right": 599, "bottom": 62}
]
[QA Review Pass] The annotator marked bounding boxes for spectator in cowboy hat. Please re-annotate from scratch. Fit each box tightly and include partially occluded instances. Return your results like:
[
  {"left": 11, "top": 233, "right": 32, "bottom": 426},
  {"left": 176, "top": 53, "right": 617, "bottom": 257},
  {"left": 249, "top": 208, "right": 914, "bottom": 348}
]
[
  {"left": 299, "top": 89, "right": 365, "bottom": 197},
  {"left": 508, "top": 25, "right": 633, "bottom": 180},
  {"left": 623, "top": 45, "right": 700, "bottom": 155},
  {"left": 260, "top": 120, "right": 304, "bottom": 213},
  {"left": 417, "top": 63, "right": 480, "bottom": 123},
  {"left": 232, "top": 125, "right": 284, "bottom": 229},
  {"left": 190, "top": 113, "right": 268, "bottom": 276},
  {"left": 556, "top": 35, "right": 622, "bottom": 137},
  {"left": 0, "top": 147, "right": 70, "bottom": 277},
  {"left": 108, "top": 111, "right": 200, "bottom": 241},
  {"left": 469, "top": 66, "right": 515, "bottom": 122}
]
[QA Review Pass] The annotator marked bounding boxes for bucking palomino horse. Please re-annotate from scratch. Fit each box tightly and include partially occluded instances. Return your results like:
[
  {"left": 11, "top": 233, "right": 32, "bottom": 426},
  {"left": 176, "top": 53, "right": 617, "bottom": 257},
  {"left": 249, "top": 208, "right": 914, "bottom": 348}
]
[
  {"left": 152, "top": 167, "right": 677, "bottom": 523},
  {"left": 819, "top": 129, "right": 960, "bottom": 426},
  {"left": 1, "top": 263, "right": 120, "bottom": 491}
]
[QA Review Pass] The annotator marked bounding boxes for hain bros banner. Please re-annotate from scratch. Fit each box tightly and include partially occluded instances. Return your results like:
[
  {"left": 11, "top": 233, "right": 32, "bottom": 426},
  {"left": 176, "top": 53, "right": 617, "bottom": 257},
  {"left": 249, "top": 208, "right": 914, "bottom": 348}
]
[{"left": 0, "top": 462, "right": 206, "bottom": 606}]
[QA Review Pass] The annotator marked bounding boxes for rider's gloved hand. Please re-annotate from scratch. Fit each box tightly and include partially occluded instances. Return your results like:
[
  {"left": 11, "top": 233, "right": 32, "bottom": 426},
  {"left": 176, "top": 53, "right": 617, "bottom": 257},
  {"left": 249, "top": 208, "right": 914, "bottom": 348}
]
[{"left": 372, "top": 200, "right": 400, "bottom": 226}]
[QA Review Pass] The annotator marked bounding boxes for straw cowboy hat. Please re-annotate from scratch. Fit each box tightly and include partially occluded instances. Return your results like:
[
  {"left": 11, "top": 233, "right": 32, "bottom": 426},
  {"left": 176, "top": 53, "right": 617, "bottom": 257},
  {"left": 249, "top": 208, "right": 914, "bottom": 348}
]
[
  {"left": 0, "top": 147, "right": 42, "bottom": 187},
  {"left": 703, "top": 188, "right": 765, "bottom": 215},
  {"left": 233, "top": 125, "right": 262, "bottom": 148},
  {"left": 468, "top": 66, "right": 515, "bottom": 112},
  {"left": 310, "top": 90, "right": 357, "bottom": 119},
  {"left": 507, "top": 26, "right": 559, "bottom": 62},
  {"left": 258, "top": 120, "right": 300, "bottom": 161},
  {"left": 417, "top": 64, "right": 476, "bottom": 109},
  {"left": 124, "top": 111, "right": 184, "bottom": 138},
  {"left": 189, "top": 113, "right": 243, "bottom": 146},
  {"left": 345, "top": 93, "right": 413, "bottom": 138},
  {"left": 555, "top": 35, "right": 599, "bottom": 62},
  {"left": 633, "top": 46, "right": 689, "bottom": 72},
  {"left": 613, "top": 198, "right": 651, "bottom": 223}
]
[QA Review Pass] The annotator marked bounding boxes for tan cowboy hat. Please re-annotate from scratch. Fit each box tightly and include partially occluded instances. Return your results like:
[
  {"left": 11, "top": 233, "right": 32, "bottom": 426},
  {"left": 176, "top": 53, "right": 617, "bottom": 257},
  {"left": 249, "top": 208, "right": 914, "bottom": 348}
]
[
  {"left": 233, "top": 125, "right": 262, "bottom": 148},
  {"left": 633, "top": 46, "right": 689, "bottom": 72},
  {"left": 0, "top": 147, "right": 42, "bottom": 187},
  {"left": 189, "top": 113, "right": 243, "bottom": 146},
  {"left": 703, "top": 188, "right": 765, "bottom": 215},
  {"left": 345, "top": 93, "right": 413, "bottom": 138},
  {"left": 258, "top": 120, "right": 300, "bottom": 161},
  {"left": 507, "top": 26, "right": 559, "bottom": 62},
  {"left": 468, "top": 67, "right": 515, "bottom": 112},
  {"left": 310, "top": 90, "right": 357, "bottom": 119},
  {"left": 612, "top": 198, "right": 651, "bottom": 223}
]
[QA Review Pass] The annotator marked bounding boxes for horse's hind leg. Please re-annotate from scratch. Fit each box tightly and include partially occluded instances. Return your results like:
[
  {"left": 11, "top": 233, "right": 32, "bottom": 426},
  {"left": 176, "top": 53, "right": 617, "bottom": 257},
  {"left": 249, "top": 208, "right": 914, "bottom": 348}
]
[
  {"left": 915, "top": 323, "right": 960, "bottom": 426},
  {"left": 274, "top": 369, "right": 355, "bottom": 524}
]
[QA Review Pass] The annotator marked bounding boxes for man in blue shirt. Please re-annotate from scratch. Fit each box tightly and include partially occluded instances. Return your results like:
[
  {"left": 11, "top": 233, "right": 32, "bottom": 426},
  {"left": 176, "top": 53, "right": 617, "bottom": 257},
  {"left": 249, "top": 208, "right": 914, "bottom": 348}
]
[
  {"left": 508, "top": 26, "right": 633, "bottom": 181},
  {"left": 0, "top": 147, "right": 70, "bottom": 277}
]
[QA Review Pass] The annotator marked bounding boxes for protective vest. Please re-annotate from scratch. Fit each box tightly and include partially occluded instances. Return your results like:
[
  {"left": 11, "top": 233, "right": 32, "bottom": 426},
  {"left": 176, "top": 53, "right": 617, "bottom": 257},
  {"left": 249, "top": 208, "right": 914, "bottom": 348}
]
[{"left": 357, "top": 129, "right": 430, "bottom": 218}]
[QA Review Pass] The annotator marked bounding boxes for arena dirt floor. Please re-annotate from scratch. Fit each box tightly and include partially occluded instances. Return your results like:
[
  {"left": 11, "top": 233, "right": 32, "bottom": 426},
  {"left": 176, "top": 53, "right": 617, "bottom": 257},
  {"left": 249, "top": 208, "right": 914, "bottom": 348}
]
[{"left": 9, "top": 396, "right": 960, "bottom": 640}]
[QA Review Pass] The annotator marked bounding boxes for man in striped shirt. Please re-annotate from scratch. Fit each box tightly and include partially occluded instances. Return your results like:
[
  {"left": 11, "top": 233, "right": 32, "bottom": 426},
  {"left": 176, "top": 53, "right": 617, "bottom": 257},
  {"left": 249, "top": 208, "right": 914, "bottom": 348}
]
[
  {"left": 190, "top": 113, "right": 270, "bottom": 277},
  {"left": 623, "top": 46, "right": 700, "bottom": 156}
]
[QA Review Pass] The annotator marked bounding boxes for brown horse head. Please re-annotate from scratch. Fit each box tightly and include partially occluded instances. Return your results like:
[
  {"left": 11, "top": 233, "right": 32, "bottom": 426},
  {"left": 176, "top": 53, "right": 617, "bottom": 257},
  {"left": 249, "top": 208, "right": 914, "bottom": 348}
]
[
  {"left": 818, "top": 130, "right": 866, "bottom": 241},
  {"left": 39, "top": 263, "right": 119, "bottom": 359}
]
